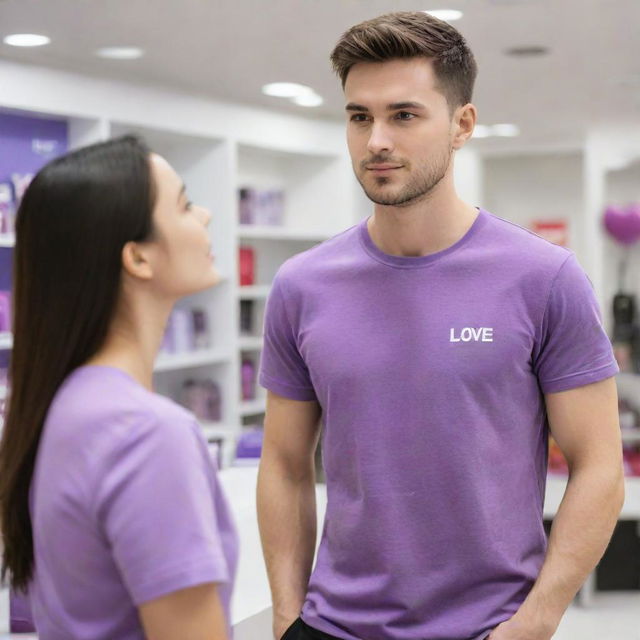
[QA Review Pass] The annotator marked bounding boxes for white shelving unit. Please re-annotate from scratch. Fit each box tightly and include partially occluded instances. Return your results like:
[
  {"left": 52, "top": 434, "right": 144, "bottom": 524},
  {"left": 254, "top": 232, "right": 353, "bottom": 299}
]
[
  {"left": 155, "top": 348, "right": 231, "bottom": 373},
  {"left": 0, "top": 60, "right": 358, "bottom": 464},
  {"left": 0, "top": 333, "right": 12, "bottom": 350},
  {"left": 237, "top": 285, "right": 271, "bottom": 300},
  {"left": 238, "top": 225, "right": 334, "bottom": 242},
  {"left": 238, "top": 336, "right": 263, "bottom": 352},
  {"left": 0, "top": 235, "right": 14, "bottom": 248},
  {"left": 239, "top": 398, "right": 267, "bottom": 418}
]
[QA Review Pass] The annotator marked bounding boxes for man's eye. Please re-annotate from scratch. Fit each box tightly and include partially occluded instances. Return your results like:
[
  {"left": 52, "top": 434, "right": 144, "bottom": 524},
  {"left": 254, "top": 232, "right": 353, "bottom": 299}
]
[
  {"left": 396, "top": 112, "right": 415, "bottom": 120},
  {"left": 350, "top": 114, "right": 369, "bottom": 122}
]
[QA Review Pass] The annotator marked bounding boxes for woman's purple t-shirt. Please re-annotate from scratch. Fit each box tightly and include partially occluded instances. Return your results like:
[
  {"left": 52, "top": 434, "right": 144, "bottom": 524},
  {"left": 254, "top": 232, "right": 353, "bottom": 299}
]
[
  {"left": 29, "top": 366, "right": 238, "bottom": 639},
  {"left": 259, "top": 208, "right": 619, "bottom": 640}
]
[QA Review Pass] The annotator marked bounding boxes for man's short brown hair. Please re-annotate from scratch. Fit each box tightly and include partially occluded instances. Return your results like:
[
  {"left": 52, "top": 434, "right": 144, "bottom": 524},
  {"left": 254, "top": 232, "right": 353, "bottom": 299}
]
[{"left": 330, "top": 11, "right": 478, "bottom": 116}]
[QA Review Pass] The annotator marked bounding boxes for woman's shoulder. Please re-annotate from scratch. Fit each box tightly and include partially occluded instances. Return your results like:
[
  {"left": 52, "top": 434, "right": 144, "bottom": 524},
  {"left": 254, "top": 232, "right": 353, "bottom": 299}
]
[{"left": 46, "top": 365, "right": 201, "bottom": 452}]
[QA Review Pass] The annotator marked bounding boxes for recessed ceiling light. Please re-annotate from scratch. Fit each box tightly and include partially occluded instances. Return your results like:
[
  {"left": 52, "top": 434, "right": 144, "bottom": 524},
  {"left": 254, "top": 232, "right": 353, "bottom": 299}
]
[
  {"left": 424, "top": 9, "right": 463, "bottom": 21},
  {"left": 292, "top": 93, "right": 324, "bottom": 108},
  {"left": 491, "top": 124, "right": 520, "bottom": 137},
  {"left": 262, "top": 82, "right": 314, "bottom": 98},
  {"left": 96, "top": 47, "right": 144, "bottom": 60},
  {"left": 505, "top": 46, "right": 549, "bottom": 57},
  {"left": 3, "top": 33, "right": 50, "bottom": 47}
]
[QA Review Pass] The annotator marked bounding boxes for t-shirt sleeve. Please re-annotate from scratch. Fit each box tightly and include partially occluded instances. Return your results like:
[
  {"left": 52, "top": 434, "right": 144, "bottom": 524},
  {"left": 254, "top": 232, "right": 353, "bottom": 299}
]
[
  {"left": 94, "top": 414, "right": 230, "bottom": 606},
  {"left": 259, "top": 272, "right": 317, "bottom": 401},
  {"left": 533, "top": 253, "right": 619, "bottom": 393}
]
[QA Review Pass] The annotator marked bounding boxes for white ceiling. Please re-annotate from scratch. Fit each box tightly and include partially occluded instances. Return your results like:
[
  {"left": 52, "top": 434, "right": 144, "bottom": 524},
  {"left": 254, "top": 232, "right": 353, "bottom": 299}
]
[{"left": 0, "top": 0, "right": 638, "bottom": 153}]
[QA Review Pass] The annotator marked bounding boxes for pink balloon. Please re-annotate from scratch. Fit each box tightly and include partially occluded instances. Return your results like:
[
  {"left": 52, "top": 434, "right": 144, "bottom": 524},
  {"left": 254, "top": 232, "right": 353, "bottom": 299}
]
[{"left": 603, "top": 204, "right": 640, "bottom": 245}]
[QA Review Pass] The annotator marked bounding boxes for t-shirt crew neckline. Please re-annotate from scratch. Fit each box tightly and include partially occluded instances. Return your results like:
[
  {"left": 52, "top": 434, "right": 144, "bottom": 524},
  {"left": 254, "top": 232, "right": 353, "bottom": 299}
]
[{"left": 358, "top": 206, "right": 488, "bottom": 269}]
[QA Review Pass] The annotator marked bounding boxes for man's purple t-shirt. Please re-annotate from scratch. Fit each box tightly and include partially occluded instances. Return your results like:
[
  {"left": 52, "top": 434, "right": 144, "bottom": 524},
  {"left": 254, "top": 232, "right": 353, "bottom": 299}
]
[
  {"left": 259, "top": 208, "right": 619, "bottom": 640},
  {"left": 29, "top": 366, "right": 239, "bottom": 640}
]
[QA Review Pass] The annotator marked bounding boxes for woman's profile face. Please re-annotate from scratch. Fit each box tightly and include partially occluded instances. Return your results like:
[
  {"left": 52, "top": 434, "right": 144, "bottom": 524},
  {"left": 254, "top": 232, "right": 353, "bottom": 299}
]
[{"left": 143, "top": 153, "right": 220, "bottom": 298}]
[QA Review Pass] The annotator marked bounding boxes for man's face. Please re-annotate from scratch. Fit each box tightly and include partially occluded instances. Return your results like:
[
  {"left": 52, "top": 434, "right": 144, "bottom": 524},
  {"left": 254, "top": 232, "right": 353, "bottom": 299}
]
[{"left": 344, "top": 57, "right": 458, "bottom": 207}]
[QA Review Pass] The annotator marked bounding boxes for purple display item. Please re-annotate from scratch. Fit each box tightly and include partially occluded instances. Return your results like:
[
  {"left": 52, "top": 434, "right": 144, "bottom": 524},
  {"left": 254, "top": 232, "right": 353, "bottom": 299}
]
[
  {"left": 0, "top": 112, "right": 68, "bottom": 189},
  {"left": 160, "top": 314, "right": 176, "bottom": 354},
  {"left": 0, "top": 183, "right": 15, "bottom": 235},
  {"left": 172, "top": 308, "right": 195, "bottom": 353},
  {"left": 0, "top": 291, "right": 12, "bottom": 333},
  {"left": 241, "top": 358, "right": 256, "bottom": 401},
  {"left": 603, "top": 204, "right": 640, "bottom": 246},
  {"left": 191, "top": 309, "right": 209, "bottom": 349},
  {"left": 202, "top": 379, "right": 222, "bottom": 422},
  {"left": 235, "top": 427, "right": 263, "bottom": 459},
  {"left": 11, "top": 173, "right": 34, "bottom": 206},
  {"left": 238, "top": 188, "right": 254, "bottom": 225},
  {"left": 10, "top": 591, "right": 36, "bottom": 633}
]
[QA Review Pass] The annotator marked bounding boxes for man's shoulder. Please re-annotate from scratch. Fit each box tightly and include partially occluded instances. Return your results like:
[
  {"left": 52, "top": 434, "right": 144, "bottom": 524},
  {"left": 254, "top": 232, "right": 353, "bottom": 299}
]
[
  {"left": 276, "top": 222, "right": 361, "bottom": 284},
  {"left": 482, "top": 209, "right": 572, "bottom": 273}
]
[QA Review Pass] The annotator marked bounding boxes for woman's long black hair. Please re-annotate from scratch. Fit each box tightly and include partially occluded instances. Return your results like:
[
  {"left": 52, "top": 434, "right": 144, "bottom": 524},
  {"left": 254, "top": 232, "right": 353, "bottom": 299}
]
[{"left": 0, "top": 135, "right": 156, "bottom": 590}]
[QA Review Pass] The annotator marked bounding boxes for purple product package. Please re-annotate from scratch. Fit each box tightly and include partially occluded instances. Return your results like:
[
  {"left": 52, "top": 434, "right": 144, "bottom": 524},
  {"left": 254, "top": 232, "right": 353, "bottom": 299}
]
[
  {"left": 235, "top": 427, "right": 264, "bottom": 463},
  {"left": 172, "top": 308, "right": 195, "bottom": 353},
  {"left": 241, "top": 358, "right": 256, "bottom": 401},
  {"left": 10, "top": 590, "right": 36, "bottom": 633},
  {"left": 191, "top": 309, "right": 209, "bottom": 349},
  {"left": 0, "top": 291, "right": 12, "bottom": 333},
  {"left": 0, "top": 183, "right": 15, "bottom": 236},
  {"left": 239, "top": 188, "right": 254, "bottom": 225},
  {"left": 181, "top": 379, "right": 222, "bottom": 422}
]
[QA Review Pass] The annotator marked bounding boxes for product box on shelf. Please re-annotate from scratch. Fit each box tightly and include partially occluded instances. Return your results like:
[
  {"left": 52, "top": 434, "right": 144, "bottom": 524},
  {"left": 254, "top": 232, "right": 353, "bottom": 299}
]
[
  {"left": 160, "top": 307, "right": 210, "bottom": 355},
  {"left": 181, "top": 378, "right": 222, "bottom": 423},
  {"left": 238, "top": 187, "right": 284, "bottom": 226},
  {"left": 241, "top": 357, "right": 256, "bottom": 401},
  {"left": 239, "top": 300, "right": 254, "bottom": 335},
  {"left": 233, "top": 427, "right": 263, "bottom": 466},
  {"left": 0, "top": 290, "right": 12, "bottom": 333},
  {"left": 0, "top": 183, "right": 15, "bottom": 236},
  {"left": 239, "top": 246, "right": 255, "bottom": 286}
]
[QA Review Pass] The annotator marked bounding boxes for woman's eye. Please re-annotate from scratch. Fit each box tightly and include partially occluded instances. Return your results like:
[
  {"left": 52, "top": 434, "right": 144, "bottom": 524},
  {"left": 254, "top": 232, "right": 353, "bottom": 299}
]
[{"left": 185, "top": 201, "right": 193, "bottom": 211}]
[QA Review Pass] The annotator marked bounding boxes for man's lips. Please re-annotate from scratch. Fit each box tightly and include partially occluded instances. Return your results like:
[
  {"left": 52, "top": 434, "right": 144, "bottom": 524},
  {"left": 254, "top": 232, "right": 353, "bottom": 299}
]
[{"left": 366, "top": 164, "right": 402, "bottom": 171}]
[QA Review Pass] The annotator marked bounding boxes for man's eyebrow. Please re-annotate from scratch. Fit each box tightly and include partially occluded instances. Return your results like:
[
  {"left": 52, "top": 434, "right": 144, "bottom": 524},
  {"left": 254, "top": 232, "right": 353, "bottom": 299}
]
[
  {"left": 345, "top": 101, "right": 427, "bottom": 112},
  {"left": 387, "top": 101, "right": 426, "bottom": 111}
]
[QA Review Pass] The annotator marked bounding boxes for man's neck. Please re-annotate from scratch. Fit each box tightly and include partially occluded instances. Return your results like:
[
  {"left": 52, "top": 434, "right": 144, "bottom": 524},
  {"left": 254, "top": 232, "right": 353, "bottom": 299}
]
[{"left": 368, "top": 193, "right": 478, "bottom": 258}]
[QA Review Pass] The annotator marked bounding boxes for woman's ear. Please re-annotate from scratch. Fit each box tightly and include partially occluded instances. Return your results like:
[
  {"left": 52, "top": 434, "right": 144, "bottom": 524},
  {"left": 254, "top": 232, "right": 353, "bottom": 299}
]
[{"left": 122, "top": 241, "right": 153, "bottom": 281}]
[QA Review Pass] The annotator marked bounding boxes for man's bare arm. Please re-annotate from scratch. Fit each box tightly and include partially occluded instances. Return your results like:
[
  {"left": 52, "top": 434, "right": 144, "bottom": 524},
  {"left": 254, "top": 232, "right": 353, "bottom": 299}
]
[
  {"left": 257, "top": 391, "right": 322, "bottom": 640},
  {"left": 492, "top": 377, "right": 625, "bottom": 639}
]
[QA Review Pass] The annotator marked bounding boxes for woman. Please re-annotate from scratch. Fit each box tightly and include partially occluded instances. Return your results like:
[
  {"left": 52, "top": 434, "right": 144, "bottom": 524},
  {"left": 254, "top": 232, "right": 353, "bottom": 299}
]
[{"left": 0, "top": 136, "right": 238, "bottom": 639}]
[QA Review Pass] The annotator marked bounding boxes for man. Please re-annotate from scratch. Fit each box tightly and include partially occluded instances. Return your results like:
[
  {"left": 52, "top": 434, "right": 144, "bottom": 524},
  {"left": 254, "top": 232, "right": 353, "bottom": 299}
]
[{"left": 257, "top": 11, "right": 624, "bottom": 640}]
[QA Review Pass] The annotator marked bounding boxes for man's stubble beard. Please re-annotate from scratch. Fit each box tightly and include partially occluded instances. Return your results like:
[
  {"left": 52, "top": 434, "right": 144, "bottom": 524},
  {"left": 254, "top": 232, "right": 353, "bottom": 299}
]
[{"left": 356, "top": 143, "right": 454, "bottom": 207}]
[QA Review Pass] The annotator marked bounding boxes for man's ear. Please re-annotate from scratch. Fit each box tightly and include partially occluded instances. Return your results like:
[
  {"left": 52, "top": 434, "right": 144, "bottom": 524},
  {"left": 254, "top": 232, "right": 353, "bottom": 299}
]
[
  {"left": 122, "top": 241, "right": 153, "bottom": 281},
  {"left": 452, "top": 103, "right": 477, "bottom": 150}
]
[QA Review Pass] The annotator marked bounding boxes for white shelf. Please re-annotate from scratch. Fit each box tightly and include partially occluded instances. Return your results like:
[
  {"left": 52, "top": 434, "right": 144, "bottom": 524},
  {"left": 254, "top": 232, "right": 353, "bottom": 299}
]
[
  {"left": 237, "top": 285, "right": 271, "bottom": 300},
  {"left": 621, "top": 429, "right": 640, "bottom": 444},
  {"left": 237, "top": 225, "right": 332, "bottom": 242},
  {"left": 154, "top": 348, "right": 230, "bottom": 372},
  {"left": 0, "top": 333, "right": 12, "bottom": 350},
  {"left": 0, "top": 385, "right": 6, "bottom": 401},
  {"left": 239, "top": 336, "right": 263, "bottom": 351},
  {"left": 200, "top": 421, "right": 237, "bottom": 440},
  {"left": 239, "top": 398, "right": 266, "bottom": 417},
  {"left": 0, "top": 234, "right": 15, "bottom": 248}
]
